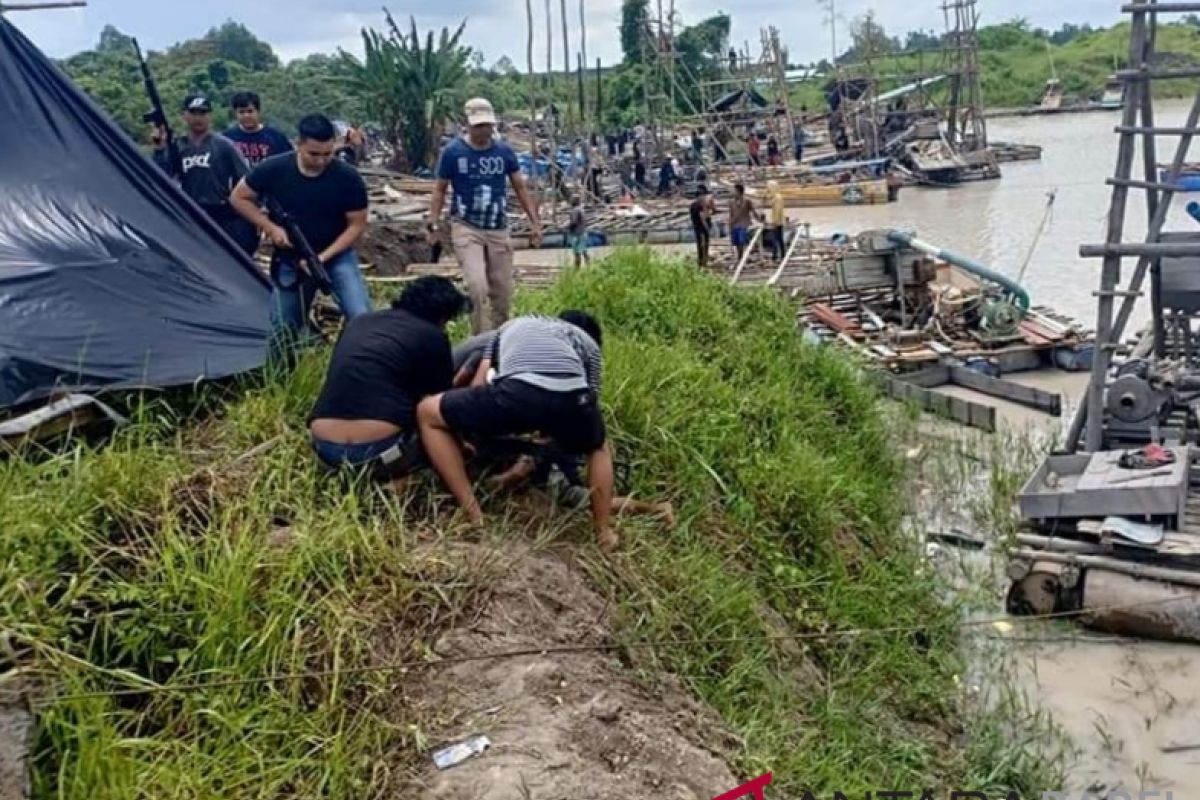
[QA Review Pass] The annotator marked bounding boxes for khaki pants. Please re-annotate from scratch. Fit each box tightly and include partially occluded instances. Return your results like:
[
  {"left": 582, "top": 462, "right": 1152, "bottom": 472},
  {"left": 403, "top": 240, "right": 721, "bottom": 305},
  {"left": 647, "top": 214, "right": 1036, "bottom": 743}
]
[{"left": 451, "top": 222, "right": 514, "bottom": 334}]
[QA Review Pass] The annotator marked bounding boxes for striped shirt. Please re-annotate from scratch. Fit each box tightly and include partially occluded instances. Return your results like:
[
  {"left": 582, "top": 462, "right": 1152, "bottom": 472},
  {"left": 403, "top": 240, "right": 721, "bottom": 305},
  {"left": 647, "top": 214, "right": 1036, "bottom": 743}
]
[{"left": 485, "top": 316, "right": 602, "bottom": 394}]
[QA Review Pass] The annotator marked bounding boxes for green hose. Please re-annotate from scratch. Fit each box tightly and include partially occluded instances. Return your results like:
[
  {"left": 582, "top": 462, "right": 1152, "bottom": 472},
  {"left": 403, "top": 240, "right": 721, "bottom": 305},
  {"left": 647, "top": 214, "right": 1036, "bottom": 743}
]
[{"left": 886, "top": 230, "right": 1031, "bottom": 315}]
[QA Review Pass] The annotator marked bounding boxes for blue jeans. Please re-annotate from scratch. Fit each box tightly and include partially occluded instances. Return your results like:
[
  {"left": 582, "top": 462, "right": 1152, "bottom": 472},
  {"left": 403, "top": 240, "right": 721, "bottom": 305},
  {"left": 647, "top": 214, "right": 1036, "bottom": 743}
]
[{"left": 270, "top": 249, "right": 372, "bottom": 334}]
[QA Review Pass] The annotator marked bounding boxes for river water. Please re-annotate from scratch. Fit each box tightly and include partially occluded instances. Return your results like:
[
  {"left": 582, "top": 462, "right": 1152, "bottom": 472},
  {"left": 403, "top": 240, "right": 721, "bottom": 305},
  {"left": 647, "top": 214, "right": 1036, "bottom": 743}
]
[
  {"left": 800, "top": 98, "right": 1199, "bottom": 331},
  {"left": 854, "top": 102, "right": 1200, "bottom": 794}
]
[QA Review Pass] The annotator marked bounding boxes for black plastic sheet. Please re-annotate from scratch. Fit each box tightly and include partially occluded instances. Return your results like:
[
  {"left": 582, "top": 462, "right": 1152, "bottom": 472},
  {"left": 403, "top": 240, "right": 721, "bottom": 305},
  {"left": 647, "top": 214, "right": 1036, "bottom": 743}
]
[{"left": 0, "top": 19, "right": 271, "bottom": 409}]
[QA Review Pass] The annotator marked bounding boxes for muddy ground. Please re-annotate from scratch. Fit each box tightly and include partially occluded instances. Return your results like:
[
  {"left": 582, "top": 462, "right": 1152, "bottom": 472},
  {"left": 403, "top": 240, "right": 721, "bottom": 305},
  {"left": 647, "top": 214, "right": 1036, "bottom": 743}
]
[{"left": 397, "top": 539, "right": 741, "bottom": 800}]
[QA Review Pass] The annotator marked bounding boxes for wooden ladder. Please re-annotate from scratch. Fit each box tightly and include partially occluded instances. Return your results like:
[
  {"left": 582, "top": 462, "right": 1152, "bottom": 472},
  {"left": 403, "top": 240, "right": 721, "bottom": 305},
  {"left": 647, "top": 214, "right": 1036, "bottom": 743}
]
[{"left": 1067, "top": 0, "right": 1200, "bottom": 452}]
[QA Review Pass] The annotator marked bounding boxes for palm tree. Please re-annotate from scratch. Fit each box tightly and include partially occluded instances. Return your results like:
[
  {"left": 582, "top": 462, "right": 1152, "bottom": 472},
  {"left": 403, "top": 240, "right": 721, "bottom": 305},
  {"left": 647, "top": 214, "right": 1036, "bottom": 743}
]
[{"left": 339, "top": 12, "right": 471, "bottom": 171}]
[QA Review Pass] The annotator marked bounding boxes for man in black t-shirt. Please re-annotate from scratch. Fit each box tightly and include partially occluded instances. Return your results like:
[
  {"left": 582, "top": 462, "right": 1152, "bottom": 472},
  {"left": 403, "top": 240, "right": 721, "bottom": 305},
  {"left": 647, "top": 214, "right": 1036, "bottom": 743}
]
[
  {"left": 231, "top": 113, "right": 372, "bottom": 337},
  {"left": 307, "top": 276, "right": 471, "bottom": 486}
]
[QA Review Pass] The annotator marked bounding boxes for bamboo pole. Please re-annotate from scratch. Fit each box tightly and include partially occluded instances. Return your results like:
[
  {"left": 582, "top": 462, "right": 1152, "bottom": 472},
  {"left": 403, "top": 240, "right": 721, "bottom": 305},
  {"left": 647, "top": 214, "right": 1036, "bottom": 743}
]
[
  {"left": 525, "top": 0, "right": 538, "bottom": 198},
  {"left": 0, "top": 1, "right": 86, "bottom": 10},
  {"left": 579, "top": 0, "right": 588, "bottom": 123},
  {"left": 545, "top": 0, "right": 552, "bottom": 78},
  {"left": 768, "top": 224, "right": 804, "bottom": 286},
  {"left": 729, "top": 226, "right": 764, "bottom": 285}
]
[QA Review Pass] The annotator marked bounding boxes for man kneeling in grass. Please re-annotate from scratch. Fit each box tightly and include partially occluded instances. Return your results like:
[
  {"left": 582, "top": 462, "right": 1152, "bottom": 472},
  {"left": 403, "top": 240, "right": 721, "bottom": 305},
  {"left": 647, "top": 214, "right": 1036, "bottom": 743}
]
[
  {"left": 418, "top": 313, "right": 619, "bottom": 551},
  {"left": 451, "top": 334, "right": 674, "bottom": 528},
  {"left": 308, "top": 276, "right": 471, "bottom": 487}
]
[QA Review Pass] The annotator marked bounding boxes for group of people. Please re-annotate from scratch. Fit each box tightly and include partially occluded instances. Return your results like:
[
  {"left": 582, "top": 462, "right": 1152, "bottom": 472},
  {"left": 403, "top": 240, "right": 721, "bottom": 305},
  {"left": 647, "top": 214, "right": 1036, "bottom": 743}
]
[
  {"left": 307, "top": 97, "right": 668, "bottom": 552},
  {"left": 688, "top": 179, "right": 787, "bottom": 267},
  {"left": 150, "top": 92, "right": 666, "bottom": 551}
]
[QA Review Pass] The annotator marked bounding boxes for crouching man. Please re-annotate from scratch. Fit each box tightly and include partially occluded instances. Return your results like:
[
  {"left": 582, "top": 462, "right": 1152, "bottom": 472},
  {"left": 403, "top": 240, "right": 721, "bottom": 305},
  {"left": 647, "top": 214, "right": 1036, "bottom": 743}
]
[
  {"left": 451, "top": 331, "right": 673, "bottom": 527},
  {"left": 417, "top": 312, "right": 618, "bottom": 551},
  {"left": 308, "top": 276, "right": 471, "bottom": 486}
]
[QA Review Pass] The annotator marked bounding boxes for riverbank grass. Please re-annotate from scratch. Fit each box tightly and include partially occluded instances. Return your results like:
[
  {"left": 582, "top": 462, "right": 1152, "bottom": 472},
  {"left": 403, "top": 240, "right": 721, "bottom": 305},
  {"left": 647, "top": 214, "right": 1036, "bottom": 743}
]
[{"left": 1, "top": 250, "right": 1061, "bottom": 797}]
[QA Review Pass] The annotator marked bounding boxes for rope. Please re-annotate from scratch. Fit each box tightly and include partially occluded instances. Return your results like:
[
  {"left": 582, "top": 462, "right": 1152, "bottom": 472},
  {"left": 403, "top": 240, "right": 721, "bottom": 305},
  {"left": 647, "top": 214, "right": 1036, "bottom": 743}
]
[
  {"left": 27, "top": 592, "right": 1192, "bottom": 707},
  {"left": 1015, "top": 189, "right": 1057, "bottom": 285}
]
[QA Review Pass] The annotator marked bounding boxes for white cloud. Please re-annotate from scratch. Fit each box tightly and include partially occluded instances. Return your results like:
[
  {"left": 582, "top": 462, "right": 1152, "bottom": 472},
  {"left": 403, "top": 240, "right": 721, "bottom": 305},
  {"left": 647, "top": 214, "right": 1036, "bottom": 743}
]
[{"left": 9, "top": 0, "right": 1125, "bottom": 71}]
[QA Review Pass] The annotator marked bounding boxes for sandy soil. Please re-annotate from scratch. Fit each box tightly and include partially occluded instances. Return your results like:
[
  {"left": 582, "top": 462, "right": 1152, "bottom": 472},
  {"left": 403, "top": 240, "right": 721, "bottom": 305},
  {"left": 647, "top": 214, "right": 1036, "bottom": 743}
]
[{"left": 399, "top": 541, "right": 741, "bottom": 800}]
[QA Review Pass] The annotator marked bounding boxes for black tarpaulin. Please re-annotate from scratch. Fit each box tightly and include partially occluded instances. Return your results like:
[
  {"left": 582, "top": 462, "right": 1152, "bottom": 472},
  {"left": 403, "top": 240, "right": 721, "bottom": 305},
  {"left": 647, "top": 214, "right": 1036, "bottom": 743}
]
[
  {"left": 708, "top": 88, "right": 768, "bottom": 114},
  {"left": 0, "top": 18, "right": 271, "bottom": 410}
]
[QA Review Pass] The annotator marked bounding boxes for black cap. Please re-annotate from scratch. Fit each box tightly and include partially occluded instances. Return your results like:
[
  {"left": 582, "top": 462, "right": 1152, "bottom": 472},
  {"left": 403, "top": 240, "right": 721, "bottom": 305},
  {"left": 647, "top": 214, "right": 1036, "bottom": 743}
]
[{"left": 182, "top": 94, "right": 212, "bottom": 113}]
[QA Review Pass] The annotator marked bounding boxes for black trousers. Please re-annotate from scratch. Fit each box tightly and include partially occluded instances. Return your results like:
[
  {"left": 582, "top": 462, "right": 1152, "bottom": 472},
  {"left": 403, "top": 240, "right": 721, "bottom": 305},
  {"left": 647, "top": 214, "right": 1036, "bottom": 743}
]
[
  {"left": 693, "top": 224, "right": 710, "bottom": 266},
  {"left": 203, "top": 205, "right": 260, "bottom": 257}
]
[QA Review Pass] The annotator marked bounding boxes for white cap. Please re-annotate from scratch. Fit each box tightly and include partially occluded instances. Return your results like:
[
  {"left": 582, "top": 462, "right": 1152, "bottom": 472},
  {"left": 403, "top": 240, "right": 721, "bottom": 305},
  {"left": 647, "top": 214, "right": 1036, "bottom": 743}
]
[{"left": 465, "top": 97, "right": 497, "bottom": 127}]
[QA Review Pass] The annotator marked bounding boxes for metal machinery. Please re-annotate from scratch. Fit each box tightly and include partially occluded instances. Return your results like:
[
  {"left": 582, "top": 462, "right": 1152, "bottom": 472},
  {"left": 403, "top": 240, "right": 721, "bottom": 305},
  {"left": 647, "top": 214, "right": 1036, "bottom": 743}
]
[{"left": 1008, "top": 0, "right": 1200, "bottom": 643}]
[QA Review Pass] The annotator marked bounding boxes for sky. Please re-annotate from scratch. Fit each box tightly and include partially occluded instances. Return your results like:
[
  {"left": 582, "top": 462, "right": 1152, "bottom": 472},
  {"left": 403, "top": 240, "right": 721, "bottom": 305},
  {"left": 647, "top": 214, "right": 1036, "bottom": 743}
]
[{"left": 8, "top": 0, "right": 1124, "bottom": 70}]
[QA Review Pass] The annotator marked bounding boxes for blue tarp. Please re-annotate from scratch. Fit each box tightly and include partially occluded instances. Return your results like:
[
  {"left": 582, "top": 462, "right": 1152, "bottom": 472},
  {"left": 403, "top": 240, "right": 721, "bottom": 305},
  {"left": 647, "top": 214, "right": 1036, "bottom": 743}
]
[{"left": 0, "top": 19, "right": 271, "bottom": 409}]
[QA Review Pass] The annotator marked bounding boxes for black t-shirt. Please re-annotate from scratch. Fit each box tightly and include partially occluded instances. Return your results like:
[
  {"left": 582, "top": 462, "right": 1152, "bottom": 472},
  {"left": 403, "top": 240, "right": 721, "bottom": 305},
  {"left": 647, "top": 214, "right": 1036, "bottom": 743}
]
[
  {"left": 309, "top": 309, "right": 453, "bottom": 431},
  {"left": 246, "top": 154, "right": 368, "bottom": 254}
]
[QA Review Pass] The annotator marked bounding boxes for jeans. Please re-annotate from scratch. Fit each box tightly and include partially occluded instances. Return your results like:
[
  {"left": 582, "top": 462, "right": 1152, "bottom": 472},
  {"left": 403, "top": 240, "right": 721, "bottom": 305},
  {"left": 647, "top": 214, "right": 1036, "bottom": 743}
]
[{"left": 269, "top": 249, "right": 372, "bottom": 335}]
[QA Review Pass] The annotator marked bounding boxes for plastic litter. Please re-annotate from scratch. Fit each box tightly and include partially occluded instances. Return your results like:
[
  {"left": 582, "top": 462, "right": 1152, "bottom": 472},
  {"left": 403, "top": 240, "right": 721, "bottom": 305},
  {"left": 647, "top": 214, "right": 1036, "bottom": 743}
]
[{"left": 432, "top": 735, "right": 491, "bottom": 770}]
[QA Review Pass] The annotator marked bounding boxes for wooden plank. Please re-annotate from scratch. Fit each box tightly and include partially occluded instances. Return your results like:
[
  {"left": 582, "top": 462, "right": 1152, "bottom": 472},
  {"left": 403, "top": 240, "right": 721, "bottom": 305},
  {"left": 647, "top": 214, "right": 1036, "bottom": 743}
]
[
  {"left": 948, "top": 366, "right": 1064, "bottom": 416},
  {"left": 874, "top": 372, "right": 996, "bottom": 433},
  {"left": 809, "top": 302, "right": 859, "bottom": 334},
  {"left": 899, "top": 366, "right": 951, "bottom": 388}
]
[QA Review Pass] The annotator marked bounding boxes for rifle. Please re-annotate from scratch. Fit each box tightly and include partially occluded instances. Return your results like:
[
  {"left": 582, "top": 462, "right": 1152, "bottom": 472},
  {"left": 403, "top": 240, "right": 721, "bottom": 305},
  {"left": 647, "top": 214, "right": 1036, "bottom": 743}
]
[
  {"left": 132, "top": 38, "right": 181, "bottom": 179},
  {"left": 263, "top": 196, "right": 334, "bottom": 293}
]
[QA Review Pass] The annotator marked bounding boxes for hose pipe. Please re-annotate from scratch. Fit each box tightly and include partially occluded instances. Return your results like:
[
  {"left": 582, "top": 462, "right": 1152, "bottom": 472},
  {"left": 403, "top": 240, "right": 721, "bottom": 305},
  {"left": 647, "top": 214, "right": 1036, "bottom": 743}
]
[{"left": 885, "top": 229, "right": 1031, "bottom": 316}]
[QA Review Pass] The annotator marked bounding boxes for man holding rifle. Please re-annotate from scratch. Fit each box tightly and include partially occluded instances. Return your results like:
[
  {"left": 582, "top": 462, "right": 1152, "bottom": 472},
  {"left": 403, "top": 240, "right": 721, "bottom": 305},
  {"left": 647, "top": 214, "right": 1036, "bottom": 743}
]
[
  {"left": 151, "top": 94, "right": 258, "bottom": 256},
  {"left": 231, "top": 113, "right": 373, "bottom": 338}
]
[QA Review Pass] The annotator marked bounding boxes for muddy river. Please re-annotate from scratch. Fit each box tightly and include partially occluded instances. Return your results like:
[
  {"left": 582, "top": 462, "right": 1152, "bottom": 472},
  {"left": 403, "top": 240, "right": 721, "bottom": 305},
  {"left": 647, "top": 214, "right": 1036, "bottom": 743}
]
[{"left": 801, "top": 98, "right": 1200, "bottom": 333}]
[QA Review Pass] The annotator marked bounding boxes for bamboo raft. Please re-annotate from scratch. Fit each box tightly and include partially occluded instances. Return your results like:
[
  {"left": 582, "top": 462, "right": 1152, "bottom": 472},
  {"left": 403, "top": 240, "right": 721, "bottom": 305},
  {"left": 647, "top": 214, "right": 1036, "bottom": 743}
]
[{"left": 753, "top": 179, "right": 891, "bottom": 208}]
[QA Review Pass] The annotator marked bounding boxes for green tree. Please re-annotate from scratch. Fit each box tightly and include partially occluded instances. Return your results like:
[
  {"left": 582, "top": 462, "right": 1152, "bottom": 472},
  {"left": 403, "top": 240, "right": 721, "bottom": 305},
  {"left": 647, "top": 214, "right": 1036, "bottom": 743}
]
[
  {"left": 620, "top": 0, "right": 650, "bottom": 64},
  {"left": 847, "top": 11, "right": 894, "bottom": 61},
  {"left": 339, "top": 13, "right": 472, "bottom": 170},
  {"left": 204, "top": 21, "right": 279, "bottom": 71}
]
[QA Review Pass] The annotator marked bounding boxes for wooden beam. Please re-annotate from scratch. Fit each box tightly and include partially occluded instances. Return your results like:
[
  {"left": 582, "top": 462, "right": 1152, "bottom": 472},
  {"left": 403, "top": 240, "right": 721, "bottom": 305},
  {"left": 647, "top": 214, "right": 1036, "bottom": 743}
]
[
  {"left": 1121, "top": 2, "right": 1200, "bottom": 11},
  {"left": 873, "top": 371, "right": 996, "bottom": 433},
  {"left": 728, "top": 226, "right": 764, "bottom": 285},
  {"left": 947, "top": 366, "right": 1063, "bottom": 415}
]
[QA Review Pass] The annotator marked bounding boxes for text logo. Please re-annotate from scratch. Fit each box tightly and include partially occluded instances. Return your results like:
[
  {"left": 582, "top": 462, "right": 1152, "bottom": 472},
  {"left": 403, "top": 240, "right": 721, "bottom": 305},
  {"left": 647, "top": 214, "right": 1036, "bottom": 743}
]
[{"left": 182, "top": 153, "right": 211, "bottom": 172}]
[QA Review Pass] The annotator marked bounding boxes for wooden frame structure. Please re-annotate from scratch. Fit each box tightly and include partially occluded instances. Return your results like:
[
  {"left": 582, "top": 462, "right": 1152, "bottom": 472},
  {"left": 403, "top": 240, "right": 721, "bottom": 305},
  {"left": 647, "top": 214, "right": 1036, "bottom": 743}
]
[{"left": 1066, "top": 0, "right": 1200, "bottom": 452}]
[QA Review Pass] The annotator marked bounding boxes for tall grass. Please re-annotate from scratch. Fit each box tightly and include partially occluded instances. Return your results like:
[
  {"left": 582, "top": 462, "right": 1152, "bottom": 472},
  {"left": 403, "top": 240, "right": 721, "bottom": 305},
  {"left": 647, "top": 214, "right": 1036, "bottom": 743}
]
[{"left": 1, "top": 250, "right": 1061, "bottom": 796}]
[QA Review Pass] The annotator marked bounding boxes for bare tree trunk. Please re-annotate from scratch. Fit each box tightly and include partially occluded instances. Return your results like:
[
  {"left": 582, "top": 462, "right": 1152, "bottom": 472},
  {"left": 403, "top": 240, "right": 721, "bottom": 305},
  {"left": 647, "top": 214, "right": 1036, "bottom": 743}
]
[
  {"left": 579, "top": 0, "right": 588, "bottom": 133},
  {"left": 526, "top": 0, "right": 538, "bottom": 192},
  {"left": 545, "top": 0, "right": 552, "bottom": 78}
]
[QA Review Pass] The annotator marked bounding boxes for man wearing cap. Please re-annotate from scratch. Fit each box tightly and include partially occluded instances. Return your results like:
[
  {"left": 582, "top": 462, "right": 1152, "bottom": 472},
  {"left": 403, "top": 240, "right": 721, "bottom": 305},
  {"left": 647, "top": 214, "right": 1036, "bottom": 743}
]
[
  {"left": 428, "top": 97, "right": 542, "bottom": 334},
  {"left": 152, "top": 94, "right": 258, "bottom": 255}
]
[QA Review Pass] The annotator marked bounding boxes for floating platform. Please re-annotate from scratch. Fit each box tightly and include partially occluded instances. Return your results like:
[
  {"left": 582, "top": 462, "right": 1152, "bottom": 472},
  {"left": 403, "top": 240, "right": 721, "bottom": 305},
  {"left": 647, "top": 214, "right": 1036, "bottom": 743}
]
[{"left": 1009, "top": 451, "right": 1200, "bottom": 645}]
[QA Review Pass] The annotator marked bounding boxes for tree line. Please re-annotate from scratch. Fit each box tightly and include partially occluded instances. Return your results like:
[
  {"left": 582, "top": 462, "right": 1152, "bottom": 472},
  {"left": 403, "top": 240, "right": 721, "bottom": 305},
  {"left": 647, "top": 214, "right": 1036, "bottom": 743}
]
[{"left": 58, "top": 11, "right": 1200, "bottom": 171}]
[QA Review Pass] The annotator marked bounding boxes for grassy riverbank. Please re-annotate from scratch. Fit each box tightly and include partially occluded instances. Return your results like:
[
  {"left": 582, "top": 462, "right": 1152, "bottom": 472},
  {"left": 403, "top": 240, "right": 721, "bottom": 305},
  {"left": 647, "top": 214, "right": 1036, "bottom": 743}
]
[{"left": 2, "top": 251, "right": 1061, "bottom": 796}]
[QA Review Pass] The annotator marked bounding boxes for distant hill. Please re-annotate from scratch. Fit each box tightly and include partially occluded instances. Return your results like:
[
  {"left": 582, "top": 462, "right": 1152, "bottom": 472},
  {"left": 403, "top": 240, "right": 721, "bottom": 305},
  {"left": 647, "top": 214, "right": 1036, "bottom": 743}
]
[{"left": 791, "top": 18, "right": 1200, "bottom": 112}]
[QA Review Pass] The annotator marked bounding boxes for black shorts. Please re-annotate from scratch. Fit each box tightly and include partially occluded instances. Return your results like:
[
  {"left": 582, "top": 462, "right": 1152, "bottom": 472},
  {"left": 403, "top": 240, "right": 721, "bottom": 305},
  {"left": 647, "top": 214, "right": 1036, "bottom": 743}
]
[{"left": 440, "top": 379, "right": 606, "bottom": 456}]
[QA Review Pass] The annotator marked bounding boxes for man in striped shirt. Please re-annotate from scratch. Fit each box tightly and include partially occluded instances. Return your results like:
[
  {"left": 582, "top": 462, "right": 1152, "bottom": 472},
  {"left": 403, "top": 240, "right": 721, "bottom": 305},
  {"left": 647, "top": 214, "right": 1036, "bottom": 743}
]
[{"left": 416, "top": 311, "right": 617, "bottom": 551}]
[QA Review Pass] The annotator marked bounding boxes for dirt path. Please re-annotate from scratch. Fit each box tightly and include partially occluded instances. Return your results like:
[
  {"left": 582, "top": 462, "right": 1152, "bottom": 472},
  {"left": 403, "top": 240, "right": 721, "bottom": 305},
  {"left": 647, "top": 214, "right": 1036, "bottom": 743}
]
[{"left": 399, "top": 541, "right": 741, "bottom": 800}]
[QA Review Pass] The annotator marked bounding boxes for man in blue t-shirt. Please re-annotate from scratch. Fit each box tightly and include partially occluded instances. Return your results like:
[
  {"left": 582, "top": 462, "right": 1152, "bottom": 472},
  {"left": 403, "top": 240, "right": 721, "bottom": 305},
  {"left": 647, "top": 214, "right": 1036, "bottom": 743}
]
[
  {"left": 223, "top": 91, "right": 294, "bottom": 167},
  {"left": 428, "top": 97, "right": 542, "bottom": 334}
]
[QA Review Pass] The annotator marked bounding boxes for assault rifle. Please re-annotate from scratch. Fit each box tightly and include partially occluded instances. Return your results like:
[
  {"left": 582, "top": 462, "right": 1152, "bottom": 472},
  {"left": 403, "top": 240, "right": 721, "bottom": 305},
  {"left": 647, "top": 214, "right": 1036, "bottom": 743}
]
[
  {"left": 132, "top": 38, "right": 181, "bottom": 178},
  {"left": 263, "top": 196, "right": 334, "bottom": 293}
]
